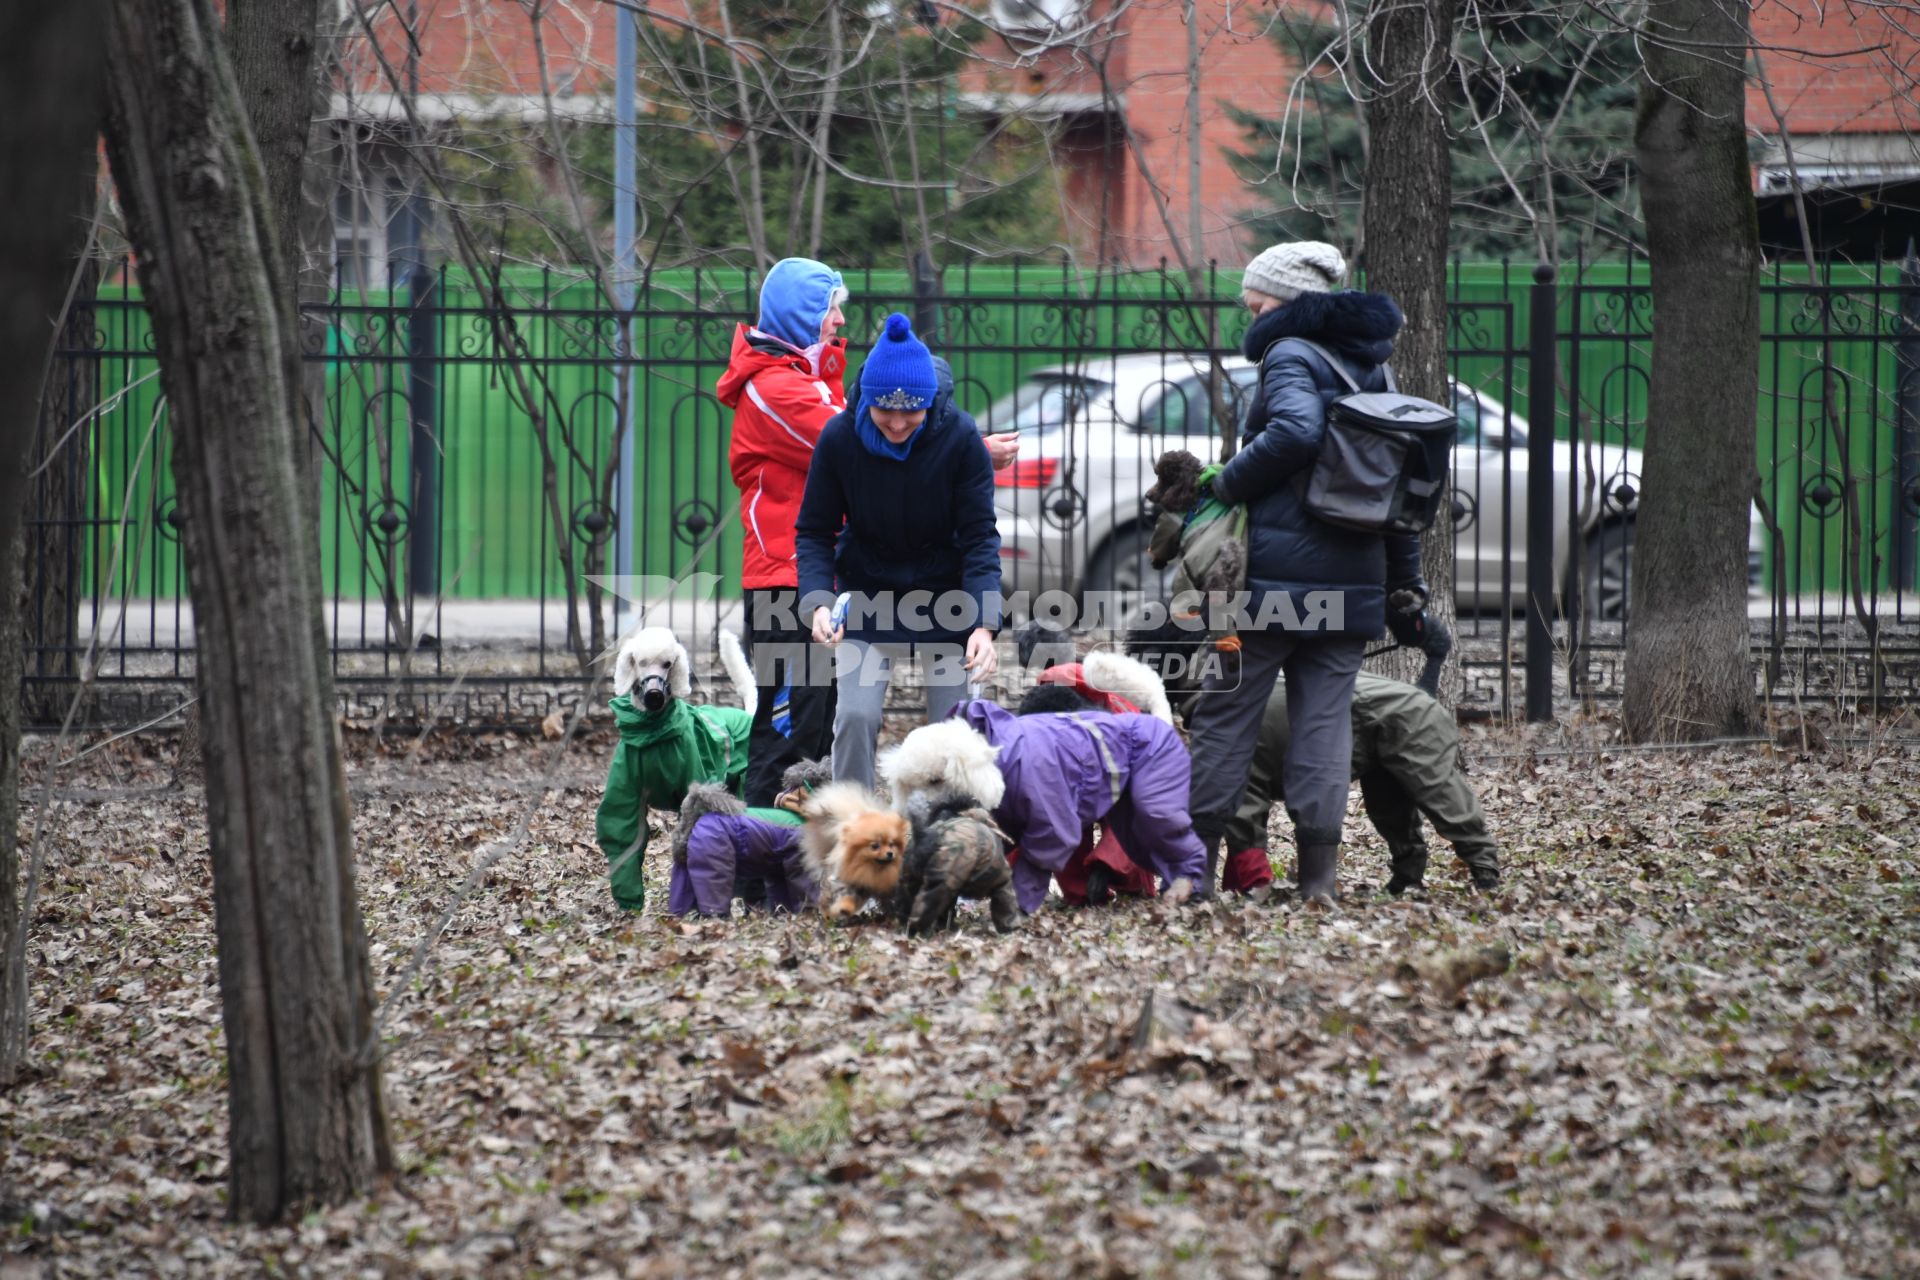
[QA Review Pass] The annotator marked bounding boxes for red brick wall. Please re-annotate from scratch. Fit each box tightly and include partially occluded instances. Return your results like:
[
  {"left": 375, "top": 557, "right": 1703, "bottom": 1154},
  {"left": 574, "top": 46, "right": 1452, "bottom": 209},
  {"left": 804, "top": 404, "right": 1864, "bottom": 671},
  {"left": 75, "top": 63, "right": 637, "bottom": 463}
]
[
  {"left": 347, "top": 0, "right": 615, "bottom": 99},
  {"left": 1748, "top": 0, "right": 1920, "bottom": 134},
  {"left": 1112, "top": 0, "right": 1297, "bottom": 267},
  {"left": 343, "top": 0, "right": 1306, "bottom": 269},
  {"left": 966, "top": 0, "right": 1298, "bottom": 268}
]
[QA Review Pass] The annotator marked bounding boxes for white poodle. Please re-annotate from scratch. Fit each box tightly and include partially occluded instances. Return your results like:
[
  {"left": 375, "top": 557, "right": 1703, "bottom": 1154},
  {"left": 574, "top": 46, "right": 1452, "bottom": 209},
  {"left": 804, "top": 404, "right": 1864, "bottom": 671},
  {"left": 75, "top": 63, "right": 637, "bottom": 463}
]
[
  {"left": 878, "top": 719, "right": 1006, "bottom": 815},
  {"left": 596, "top": 624, "right": 762, "bottom": 912},
  {"left": 612, "top": 625, "right": 756, "bottom": 716}
]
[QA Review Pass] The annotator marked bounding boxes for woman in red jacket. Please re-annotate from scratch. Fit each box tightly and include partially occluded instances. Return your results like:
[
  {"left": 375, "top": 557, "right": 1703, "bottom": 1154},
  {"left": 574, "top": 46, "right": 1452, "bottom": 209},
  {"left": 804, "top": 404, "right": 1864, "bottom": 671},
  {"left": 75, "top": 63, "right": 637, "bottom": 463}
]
[{"left": 717, "top": 258, "right": 851, "bottom": 807}]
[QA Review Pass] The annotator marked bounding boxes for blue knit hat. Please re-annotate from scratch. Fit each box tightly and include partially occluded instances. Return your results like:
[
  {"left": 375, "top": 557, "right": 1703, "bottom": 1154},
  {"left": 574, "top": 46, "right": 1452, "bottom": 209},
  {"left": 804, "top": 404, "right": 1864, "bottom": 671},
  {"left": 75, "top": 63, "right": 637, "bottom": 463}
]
[{"left": 859, "top": 313, "right": 939, "bottom": 411}]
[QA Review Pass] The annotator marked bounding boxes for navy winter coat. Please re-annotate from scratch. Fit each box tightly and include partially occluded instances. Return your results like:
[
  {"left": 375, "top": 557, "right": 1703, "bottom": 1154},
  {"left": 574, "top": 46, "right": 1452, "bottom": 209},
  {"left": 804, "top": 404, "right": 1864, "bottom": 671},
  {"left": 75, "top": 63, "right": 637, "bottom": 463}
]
[
  {"left": 795, "top": 376, "right": 1003, "bottom": 645},
  {"left": 1212, "top": 291, "right": 1424, "bottom": 639}
]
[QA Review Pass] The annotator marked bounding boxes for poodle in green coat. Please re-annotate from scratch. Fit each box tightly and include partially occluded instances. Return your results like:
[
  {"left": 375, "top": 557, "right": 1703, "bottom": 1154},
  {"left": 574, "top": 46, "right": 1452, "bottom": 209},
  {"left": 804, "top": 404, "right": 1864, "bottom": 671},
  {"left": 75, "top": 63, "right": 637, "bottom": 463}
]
[{"left": 596, "top": 626, "right": 754, "bottom": 911}]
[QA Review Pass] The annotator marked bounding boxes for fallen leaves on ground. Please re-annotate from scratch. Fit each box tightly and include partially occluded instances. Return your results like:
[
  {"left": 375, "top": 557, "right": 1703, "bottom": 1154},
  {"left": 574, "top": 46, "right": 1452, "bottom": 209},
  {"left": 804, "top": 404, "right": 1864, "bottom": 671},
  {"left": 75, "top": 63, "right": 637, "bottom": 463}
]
[{"left": 3, "top": 723, "right": 1919, "bottom": 1278}]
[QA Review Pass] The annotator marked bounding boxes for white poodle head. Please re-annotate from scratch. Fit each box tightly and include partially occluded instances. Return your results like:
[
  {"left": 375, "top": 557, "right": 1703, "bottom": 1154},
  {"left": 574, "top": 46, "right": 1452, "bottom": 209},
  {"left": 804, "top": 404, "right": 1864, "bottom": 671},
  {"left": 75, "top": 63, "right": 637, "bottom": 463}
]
[
  {"left": 879, "top": 719, "right": 1005, "bottom": 813},
  {"left": 613, "top": 626, "right": 692, "bottom": 710}
]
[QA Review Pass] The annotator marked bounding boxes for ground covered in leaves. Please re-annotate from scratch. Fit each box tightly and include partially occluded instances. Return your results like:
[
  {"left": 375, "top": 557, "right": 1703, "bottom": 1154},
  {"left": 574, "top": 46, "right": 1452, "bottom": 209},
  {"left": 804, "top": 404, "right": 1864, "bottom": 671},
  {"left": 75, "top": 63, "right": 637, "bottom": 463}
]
[{"left": 4, "top": 718, "right": 1919, "bottom": 1278}]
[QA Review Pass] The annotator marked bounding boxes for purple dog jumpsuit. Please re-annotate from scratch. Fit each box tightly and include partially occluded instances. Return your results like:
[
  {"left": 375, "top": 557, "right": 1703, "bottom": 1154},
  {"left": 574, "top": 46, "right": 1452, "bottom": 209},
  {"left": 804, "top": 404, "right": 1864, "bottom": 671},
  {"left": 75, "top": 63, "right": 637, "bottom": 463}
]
[
  {"left": 667, "top": 808, "right": 818, "bottom": 917},
  {"left": 956, "top": 701, "right": 1208, "bottom": 913}
]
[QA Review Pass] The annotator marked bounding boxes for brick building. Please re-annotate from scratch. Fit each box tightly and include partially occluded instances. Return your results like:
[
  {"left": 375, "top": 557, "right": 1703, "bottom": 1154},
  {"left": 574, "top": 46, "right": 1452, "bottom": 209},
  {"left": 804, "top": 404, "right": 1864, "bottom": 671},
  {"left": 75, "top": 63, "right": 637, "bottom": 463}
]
[
  {"left": 331, "top": 0, "right": 613, "bottom": 286},
  {"left": 1748, "top": 1, "right": 1920, "bottom": 259},
  {"left": 332, "top": 0, "right": 1295, "bottom": 279},
  {"left": 324, "top": 1, "right": 1920, "bottom": 281},
  {"left": 962, "top": 0, "right": 1294, "bottom": 267}
]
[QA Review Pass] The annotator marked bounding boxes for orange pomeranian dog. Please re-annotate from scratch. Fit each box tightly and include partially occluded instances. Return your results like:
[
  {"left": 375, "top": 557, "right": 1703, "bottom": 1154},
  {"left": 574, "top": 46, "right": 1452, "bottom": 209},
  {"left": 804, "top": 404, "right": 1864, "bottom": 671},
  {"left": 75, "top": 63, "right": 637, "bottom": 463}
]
[{"left": 798, "top": 782, "right": 909, "bottom": 920}]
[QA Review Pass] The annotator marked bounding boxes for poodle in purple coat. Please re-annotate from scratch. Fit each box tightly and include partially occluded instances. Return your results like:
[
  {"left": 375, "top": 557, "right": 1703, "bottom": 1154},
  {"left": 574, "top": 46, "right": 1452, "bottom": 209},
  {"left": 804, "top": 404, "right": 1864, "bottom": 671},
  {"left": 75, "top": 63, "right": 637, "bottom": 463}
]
[
  {"left": 953, "top": 700, "right": 1207, "bottom": 912},
  {"left": 666, "top": 783, "right": 818, "bottom": 917}
]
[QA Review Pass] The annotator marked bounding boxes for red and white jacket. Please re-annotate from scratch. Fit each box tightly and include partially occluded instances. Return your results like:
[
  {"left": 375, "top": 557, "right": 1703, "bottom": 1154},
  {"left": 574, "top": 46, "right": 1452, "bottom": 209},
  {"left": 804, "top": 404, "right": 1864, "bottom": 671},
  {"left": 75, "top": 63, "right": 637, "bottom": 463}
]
[{"left": 716, "top": 325, "right": 848, "bottom": 590}]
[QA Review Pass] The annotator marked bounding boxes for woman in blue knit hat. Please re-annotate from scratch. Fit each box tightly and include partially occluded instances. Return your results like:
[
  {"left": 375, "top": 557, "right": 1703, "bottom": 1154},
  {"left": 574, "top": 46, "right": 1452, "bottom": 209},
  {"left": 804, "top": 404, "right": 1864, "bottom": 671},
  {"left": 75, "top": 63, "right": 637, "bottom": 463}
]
[{"left": 795, "top": 312, "right": 1003, "bottom": 787}]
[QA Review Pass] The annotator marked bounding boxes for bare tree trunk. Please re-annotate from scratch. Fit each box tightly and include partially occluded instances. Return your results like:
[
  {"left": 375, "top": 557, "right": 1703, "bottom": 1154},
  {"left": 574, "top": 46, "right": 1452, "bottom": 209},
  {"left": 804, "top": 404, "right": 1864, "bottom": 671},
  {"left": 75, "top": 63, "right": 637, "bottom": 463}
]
[
  {"left": 0, "top": 526, "right": 21, "bottom": 1086},
  {"left": 806, "top": 3, "right": 844, "bottom": 258},
  {"left": 226, "top": 0, "right": 321, "bottom": 260},
  {"left": 1185, "top": 0, "right": 1205, "bottom": 281},
  {"left": 0, "top": 0, "right": 108, "bottom": 1089},
  {"left": 1361, "top": 0, "right": 1458, "bottom": 698},
  {"left": 295, "top": 10, "right": 344, "bottom": 519},
  {"left": 103, "top": 0, "right": 390, "bottom": 1220},
  {"left": 1622, "top": 0, "right": 1759, "bottom": 742},
  {"left": 229, "top": 0, "right": 334, "bottom": 558},
  {"left": 0, "top": 525, "right": 22, "bottom": 1088},
  {"left": 714, "top": 0, "right": 770, "bottom": 270}
]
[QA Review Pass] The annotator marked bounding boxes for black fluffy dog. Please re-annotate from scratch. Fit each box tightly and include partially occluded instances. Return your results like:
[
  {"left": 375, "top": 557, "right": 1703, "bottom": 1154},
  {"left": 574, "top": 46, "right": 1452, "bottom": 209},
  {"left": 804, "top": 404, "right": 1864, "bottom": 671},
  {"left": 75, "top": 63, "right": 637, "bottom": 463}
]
[
  {"left": 1015, "top": 682, "right": 1097, "bottom": 715},
  {"left": 892, "top": 788, "right": 1020, "bottom": 936}
]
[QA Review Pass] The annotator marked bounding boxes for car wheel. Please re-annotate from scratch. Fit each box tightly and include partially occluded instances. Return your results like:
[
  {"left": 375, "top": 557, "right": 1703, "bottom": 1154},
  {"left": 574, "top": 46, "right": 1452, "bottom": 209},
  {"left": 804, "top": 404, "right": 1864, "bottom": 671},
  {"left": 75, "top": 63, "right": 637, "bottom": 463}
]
[
  {"left": 1085, "top": 524, "right": 1172, "bottom": 632},
  {"left": 1579, "top": 521, "right": 1635, "bottom": 622}
]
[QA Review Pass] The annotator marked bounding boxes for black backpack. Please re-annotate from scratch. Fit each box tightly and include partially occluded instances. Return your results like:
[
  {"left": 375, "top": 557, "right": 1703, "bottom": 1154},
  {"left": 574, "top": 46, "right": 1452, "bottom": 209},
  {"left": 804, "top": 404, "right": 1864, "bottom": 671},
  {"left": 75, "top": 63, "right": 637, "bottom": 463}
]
[{"left": 1273, "top": 338, "right": 1458, "bottom": 536}]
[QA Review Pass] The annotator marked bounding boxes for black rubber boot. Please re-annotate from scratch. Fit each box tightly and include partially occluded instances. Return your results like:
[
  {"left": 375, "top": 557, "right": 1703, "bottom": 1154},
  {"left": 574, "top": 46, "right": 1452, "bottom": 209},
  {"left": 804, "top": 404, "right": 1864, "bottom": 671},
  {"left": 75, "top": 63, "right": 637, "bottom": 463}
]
[
  {"left": 1384, "top": 843, "right": 1429, "bottom": 896},
  {"left": 734, "top": 867, "right": 771, "bottom": 913},
  {"left": 1191, "top": 818, "right": 1225, "bottom": 902},
  {"left": 1294, "top": 826, "right": 1341, "bottom": 905}
]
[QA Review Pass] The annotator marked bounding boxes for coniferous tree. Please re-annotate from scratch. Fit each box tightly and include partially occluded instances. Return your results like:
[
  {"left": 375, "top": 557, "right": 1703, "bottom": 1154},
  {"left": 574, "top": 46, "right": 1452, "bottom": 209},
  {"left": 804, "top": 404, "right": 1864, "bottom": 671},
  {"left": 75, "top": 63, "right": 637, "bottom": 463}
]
[{"left": 1232, "top": 3, "right": 1641, "bottom": 261}]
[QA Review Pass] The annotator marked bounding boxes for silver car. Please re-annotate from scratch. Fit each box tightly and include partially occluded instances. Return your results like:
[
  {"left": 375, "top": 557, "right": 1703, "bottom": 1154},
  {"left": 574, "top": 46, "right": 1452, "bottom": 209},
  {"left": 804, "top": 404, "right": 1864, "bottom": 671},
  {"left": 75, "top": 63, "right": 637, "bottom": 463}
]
[{"left": 981, "top": 351, "right": 1749, "bottom": 622}]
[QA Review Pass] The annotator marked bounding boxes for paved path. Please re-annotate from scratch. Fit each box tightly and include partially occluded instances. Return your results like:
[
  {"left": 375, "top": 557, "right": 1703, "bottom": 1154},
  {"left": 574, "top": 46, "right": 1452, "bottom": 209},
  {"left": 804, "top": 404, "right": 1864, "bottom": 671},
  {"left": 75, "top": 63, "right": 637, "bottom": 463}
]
[
  {"left": 77, "top": 595, "right": 1918, "bottom": 650},
  {"left": 77, "top": 598, "right": 752, "bottom": 651}
]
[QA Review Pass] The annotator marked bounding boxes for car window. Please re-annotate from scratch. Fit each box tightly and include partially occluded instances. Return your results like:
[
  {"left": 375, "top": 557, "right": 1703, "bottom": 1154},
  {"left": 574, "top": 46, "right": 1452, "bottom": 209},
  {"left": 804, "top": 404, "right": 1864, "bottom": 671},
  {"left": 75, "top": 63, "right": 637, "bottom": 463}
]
[
  {"left": 1227, "top": 367, "right": 1260, "bottom": 426},
  {"left": 1133, "top": 376, "right": 1202, "bottom": 434},
  {"left": 1454, "top": 386, "right": 1528, "bottom": 448},
  {"left": 1454, "top": 388, "right": 1483, "bottom": 446},
  {"left": 979, "top": 374, "right": 1110, "bottom": 435},
  {"left": 1133, "top": 367, "right": 1257, "bottom": 435}
]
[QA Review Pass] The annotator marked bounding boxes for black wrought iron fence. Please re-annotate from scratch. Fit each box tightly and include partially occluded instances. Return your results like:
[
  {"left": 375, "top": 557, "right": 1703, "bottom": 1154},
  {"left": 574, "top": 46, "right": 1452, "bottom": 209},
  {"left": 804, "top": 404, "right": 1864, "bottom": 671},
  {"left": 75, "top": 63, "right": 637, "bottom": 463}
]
[{"left": 19, "top": 258, "right": 1920, "bottom": 728}]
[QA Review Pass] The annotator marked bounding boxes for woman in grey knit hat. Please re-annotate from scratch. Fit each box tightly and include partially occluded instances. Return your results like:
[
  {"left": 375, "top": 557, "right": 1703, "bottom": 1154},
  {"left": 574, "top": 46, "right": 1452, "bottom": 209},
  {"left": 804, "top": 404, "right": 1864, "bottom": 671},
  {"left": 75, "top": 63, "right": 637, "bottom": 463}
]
[{"left": 1183, "top": 240, "right": 1427, "bottom": 905}]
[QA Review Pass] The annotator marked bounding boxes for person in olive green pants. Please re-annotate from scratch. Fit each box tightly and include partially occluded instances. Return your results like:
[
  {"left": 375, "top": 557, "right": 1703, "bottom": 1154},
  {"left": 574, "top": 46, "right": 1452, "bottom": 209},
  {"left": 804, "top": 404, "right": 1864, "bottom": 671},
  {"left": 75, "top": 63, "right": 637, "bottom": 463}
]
[{"left": 1224, "top": 671, "right": 1501, "bottom": 894}]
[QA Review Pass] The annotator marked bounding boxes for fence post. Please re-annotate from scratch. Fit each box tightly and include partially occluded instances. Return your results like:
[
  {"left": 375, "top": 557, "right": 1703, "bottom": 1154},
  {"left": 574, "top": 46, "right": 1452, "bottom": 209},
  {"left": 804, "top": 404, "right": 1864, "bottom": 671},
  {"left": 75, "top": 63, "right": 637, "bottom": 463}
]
[
  {"left": 1898, "top": 244, "right": 1920, "bottom": 596},
  {"left": 407, "top": 263, "right": 440, "bottom": 597},
  {"left": 1525, "top": 262, "right": 1557, "bottom": 721}
]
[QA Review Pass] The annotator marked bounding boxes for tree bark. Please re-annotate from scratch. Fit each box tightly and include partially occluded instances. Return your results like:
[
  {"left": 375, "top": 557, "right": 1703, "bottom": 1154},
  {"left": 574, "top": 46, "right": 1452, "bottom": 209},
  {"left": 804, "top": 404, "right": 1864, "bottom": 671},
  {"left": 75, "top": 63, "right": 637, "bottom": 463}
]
[
  {"left": 227, "top": 0, "right": 331, "bottom": 515},
  {"left": 1361, "top": 0, "right": 1458, "bottom": 699},
  {"left": 1622, "top": 0, "right": 1759, "bottom": 742},
  {"left": 0, "top": 0, "right": 109, "bottom": 1088},
  {"left": 226, "top": 0, "right": 321, "bottom": 263},
  {"left": 0, "top": 527, "right": 22, "bottom": 1086},
  {"left": 102, "top": 0, "right": 390, "bottom": 1220}
]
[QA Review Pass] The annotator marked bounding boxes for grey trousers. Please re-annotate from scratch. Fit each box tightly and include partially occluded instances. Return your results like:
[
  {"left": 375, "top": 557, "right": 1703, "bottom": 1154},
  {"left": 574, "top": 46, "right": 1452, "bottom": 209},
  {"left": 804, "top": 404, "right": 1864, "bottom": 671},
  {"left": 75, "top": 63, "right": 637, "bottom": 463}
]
[
  {"left": 831, "top": 639, "right": 978, "bottom": 790},
  {"left": 1185, "top": 628, "right": 1365, "bottom": 844}
]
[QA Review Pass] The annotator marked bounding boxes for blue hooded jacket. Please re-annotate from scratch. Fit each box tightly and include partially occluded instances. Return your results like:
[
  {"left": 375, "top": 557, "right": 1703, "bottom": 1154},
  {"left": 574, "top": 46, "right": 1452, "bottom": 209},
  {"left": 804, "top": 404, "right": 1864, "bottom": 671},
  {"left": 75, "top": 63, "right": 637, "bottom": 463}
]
[
  {"left": 1213, "top": 290, "right": 1424, "bottom": 639},
  {"left": 794, "top": 358, "right": 1003, "bottom": 644},
  {"left": 756, "top": 258, "right": 846, "bottom": 350}
]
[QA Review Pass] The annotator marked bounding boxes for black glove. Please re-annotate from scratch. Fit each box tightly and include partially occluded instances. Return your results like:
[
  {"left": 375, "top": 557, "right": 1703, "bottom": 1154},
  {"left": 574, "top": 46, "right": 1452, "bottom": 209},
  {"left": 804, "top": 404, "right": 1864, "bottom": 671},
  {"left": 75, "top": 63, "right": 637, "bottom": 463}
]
[
  {"left": 1414, "top": 612, "right": 1453, "bottom": 698},
  {"left": 1385, "top": 579, "right": 1433, "bottom": 644},
  {"left": 1383, "top": 586, "right": 1452, "bottom": 699},
  {"left": 1385, "top": 605, "right": 1427, "bottom": 652}
]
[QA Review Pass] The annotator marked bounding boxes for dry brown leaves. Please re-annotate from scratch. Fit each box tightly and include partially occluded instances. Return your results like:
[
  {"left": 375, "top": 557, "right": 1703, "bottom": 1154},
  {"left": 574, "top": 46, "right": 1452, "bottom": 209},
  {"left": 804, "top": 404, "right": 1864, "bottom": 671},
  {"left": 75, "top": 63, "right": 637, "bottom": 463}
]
[{"left": 3, "top": 724, "right": 1918, "bottom": 1278}]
